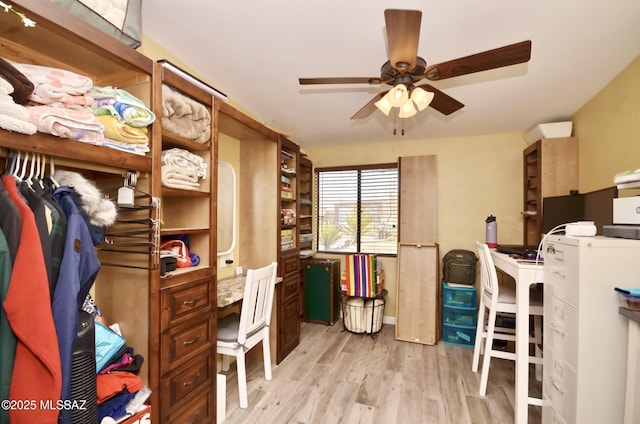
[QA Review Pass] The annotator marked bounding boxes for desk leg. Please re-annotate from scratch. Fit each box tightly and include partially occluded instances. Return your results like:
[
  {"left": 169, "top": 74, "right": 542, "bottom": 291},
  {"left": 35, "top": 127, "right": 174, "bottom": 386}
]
[{"left": 515, "top": 277, "right": 531, "bottom": 424}]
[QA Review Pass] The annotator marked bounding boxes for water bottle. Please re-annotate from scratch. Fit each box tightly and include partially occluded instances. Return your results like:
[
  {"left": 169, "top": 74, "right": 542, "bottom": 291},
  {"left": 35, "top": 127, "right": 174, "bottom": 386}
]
[{"left": 486, "top": 215, "right": 497, "bottom": 248}]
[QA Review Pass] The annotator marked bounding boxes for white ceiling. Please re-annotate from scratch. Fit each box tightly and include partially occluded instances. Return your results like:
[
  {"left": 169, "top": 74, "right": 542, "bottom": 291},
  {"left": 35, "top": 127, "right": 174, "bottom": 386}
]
[{"left": 141, "top": 0, "right": 640, "bottom": 148}]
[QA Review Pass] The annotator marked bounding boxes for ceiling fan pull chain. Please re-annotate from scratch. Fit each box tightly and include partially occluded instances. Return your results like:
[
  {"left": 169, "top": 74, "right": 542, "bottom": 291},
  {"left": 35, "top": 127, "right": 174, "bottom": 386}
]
[{"left": 393, "top": 111, "right": 397, "bottom": 135}]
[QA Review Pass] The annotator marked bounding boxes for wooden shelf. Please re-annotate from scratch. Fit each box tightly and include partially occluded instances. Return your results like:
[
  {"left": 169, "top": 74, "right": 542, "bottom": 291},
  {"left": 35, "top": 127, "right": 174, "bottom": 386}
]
[
  {"left": 161, "top": 227, "right": 210, "bottom": 236},
  {"left": 161, "top": 187, "right": 210, "bottom": 197},
  {"left": 0, "top": 131, "right": 152, "bottom": 173},
  {"left": 162, "top": 132, "right": 211, "bottom": 152}
]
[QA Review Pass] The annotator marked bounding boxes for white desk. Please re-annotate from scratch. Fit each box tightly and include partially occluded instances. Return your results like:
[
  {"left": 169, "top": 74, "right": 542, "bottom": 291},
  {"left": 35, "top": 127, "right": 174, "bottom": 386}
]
[{"left": 490, "top": 250, "right": 543, "bottom": 424}]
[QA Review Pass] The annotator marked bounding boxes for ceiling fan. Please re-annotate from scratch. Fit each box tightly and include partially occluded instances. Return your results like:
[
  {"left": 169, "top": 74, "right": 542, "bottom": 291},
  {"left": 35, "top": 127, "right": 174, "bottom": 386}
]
[{"left": 299, "top": 9, "right": 532, "bottom": 120}]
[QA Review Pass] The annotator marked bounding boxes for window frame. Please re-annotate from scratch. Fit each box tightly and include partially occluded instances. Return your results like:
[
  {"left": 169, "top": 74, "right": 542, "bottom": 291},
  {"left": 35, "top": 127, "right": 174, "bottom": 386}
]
[{"left": 315, "top": 162, "right": 398, "bottom": 257}]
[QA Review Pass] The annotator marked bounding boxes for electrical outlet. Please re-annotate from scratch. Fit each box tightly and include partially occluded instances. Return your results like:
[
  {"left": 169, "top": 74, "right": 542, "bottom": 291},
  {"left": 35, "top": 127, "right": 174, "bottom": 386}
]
[{"left": 219, "top": 253, "right": 234, "bottom": 267}]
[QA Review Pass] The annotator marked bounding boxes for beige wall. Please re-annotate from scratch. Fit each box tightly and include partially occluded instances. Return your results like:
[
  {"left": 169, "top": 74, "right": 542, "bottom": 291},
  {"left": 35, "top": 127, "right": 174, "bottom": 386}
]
[
  {"left": 306, "top": 132, "right": 527, "bottom": 318},
  {"left": 573, "top": 55, "right": 640, "bottom": 193}
]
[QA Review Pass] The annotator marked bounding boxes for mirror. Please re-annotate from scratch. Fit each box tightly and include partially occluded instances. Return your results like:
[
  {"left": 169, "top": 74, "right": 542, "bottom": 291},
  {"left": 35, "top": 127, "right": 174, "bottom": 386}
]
[{"left": 217, "top": 160, "right": 236, "bottom": 256}]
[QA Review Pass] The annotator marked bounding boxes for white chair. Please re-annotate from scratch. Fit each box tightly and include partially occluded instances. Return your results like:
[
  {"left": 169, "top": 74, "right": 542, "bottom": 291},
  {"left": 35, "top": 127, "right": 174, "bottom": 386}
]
[
  {"left": 217, "top": 262, "right": 278, "bottom": 409},
  {"left": 471, "top": 242, "right": 543, "bottom": 396}
]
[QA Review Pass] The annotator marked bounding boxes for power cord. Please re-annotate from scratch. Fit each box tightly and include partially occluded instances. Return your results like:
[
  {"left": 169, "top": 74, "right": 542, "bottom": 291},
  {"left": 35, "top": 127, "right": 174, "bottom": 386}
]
[{"left": 533, "top": 223, "right": 569, "bottom": 282}]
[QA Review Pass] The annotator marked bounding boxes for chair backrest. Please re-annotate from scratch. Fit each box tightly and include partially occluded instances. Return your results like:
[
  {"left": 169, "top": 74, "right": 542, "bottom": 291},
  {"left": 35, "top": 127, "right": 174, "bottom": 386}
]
[
  {"left": 237, "top": 262, "right": 278, "bottom": 346},
  {"left": 476, "top": 241, "right": 500, "bottom": 308}
]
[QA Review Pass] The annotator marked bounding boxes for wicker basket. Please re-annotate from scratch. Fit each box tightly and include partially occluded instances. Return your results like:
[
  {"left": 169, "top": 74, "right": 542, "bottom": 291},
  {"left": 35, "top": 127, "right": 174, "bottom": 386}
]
[{"left": 341, "top": 294, "right": 385, "bottom": 334}]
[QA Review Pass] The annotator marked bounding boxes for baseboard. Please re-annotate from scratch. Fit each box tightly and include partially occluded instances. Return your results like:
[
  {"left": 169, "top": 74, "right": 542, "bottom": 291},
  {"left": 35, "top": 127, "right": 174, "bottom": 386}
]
[{"left": 383, "top": 316, "right": 396, "bottom": 325}]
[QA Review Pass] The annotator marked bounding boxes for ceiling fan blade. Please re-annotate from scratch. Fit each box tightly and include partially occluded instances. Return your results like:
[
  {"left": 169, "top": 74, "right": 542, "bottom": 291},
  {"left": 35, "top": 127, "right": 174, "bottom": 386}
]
[
  {"left": 418, "top": 84, "right": 464, "bottom": 115},
  {"left": 299, "top": 77, "right": 381, "bottom": 85},
  {"left": 351, "top": 91, "right": 388, "bottom": 120},
  {"left": 424, "top": 40, "right": 532, "bottom": 81},
  {"left": 385, "top": 9, "right": 422, "bottom": 71}
]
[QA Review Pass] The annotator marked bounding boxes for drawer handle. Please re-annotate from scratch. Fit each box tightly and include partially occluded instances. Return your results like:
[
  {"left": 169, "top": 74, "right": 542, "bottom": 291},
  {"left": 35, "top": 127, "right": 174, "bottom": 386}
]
[
  {"left": 183, "top": 297, "right": 202, "bottom": 307},
  {"left": 187, "top": 412, "right": 201, "bottom": 424},
  {"left": 551, "top": 378, "right": 566, "bottom": 394},
  {"left": 549, "top": 323, "right": 565, "bottom": 336},
  {"left": 550, "top": 268, "right": 566, "bottom": 279},
  {"left": 183, "top": 334, "right": 202, "bottom": 346},
  {"left": 183, "top": 372, "right": 201, "bottom": 387}
]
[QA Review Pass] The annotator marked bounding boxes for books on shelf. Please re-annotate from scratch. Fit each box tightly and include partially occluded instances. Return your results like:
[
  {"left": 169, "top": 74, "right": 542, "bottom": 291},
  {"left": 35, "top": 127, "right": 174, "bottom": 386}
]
[
  {"left": 281, "top": 208, "right": 295, "bottom": 225},
  {"left": 281, "top": 190, "right": 294, "bottom": 200},
  {"left": 281, "top": 229, "right": 295, "bottom": 250}
]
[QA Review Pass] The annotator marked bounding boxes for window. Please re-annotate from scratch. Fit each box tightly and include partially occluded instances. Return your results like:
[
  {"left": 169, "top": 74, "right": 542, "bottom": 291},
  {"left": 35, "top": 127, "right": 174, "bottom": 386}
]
[{"left": 316, "top": 164, "right": 398, "bottom": 255}]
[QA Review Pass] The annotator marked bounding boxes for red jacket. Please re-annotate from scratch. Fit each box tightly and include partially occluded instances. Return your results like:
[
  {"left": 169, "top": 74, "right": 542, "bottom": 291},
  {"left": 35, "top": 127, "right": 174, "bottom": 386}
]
[{"left": 2, "top": 176, "right": 61, "bottom": 423}]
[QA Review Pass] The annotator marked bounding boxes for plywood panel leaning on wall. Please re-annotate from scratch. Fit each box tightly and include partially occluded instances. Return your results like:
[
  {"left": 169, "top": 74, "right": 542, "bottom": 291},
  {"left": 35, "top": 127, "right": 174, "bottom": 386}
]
[
  {"left": 396, "top": 155, "right": 440, "bottom": 344},
  {"left": 399, "top": 155, "right": 437, "bottom": 243},
  {"left": 396, "top": 243, "right": 440, "bottom": 344}
]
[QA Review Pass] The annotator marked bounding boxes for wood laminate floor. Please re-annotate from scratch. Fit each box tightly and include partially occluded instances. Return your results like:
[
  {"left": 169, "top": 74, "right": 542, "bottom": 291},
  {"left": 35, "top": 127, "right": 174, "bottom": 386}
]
[{"left": 220, "top": 322, "right": 542, "bottom": 424}]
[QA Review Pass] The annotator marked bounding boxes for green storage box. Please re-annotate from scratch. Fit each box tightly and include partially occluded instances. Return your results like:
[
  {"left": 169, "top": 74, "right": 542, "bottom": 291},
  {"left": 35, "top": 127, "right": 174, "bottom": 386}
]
[{"left": 303, "top": 258, "right": 340, "bottom": 325}]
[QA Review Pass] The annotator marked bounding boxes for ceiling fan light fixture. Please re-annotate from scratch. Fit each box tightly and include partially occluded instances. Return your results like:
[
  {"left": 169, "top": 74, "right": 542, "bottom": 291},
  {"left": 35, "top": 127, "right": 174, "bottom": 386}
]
[
  {"left": 398, "top": 100, "right": 417, "bottom": 118},
  {"left": 374, "top": 95, "right": 393, "bottom": 116},
  {"left": 410, "top": 87, "right": 435, "bottom": 111},
  {"left": 388, "top": 84, "right": 408, "bottom": 107}
]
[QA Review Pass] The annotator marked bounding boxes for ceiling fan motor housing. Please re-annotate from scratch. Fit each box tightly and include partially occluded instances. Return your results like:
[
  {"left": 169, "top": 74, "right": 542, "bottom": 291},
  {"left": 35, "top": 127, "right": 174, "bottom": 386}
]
[{"left": 381, "top": 57, "right": 427, "bottom": 87}]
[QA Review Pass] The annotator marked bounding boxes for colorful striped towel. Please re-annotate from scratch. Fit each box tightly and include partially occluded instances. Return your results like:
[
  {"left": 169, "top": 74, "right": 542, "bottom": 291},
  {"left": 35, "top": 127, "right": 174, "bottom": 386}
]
[{"left": 345, "top": 254, "right": 376, "bottom": 297}]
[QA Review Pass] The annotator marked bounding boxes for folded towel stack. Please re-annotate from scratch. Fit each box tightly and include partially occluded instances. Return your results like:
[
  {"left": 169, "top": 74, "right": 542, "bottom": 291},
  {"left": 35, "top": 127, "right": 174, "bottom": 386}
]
[
  {"left": 13, "top": 63, "right": 95, "bottom": 109},
  {"left": 88, "top": 86, "right": 155, "bottom": 156},
  {"left": 89, "top": 86, "right": 156, "bottom": 127},
  {"left": 161, "top": 148, "right": 208, "bottom": 190},
  {"left": 25, "top": 105, "right": 104, "bottom": 144},
  {"left": 0, "top": 76, "right": 37, "bottom": 135},
  {"left": 10, "top": 62, "right": 105, "bottom": 144},
  {"left": 161, "top": 85, "right": 211, "bottom": 144}
]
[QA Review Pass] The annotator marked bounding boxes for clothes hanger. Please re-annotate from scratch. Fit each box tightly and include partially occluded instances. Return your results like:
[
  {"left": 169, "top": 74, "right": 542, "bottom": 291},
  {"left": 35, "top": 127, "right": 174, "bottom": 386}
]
[
  {"left": 9, "top": 150, "right": 20, "bottom": 177},
  {"left": 19, "top": 151, "right": 30, "bottom": 182},
  {"left": 48, "top": 156, "right": 60, "bottom": 189},
  {"left": 24, "top": 152, "right": 38, "bottom": 191}
]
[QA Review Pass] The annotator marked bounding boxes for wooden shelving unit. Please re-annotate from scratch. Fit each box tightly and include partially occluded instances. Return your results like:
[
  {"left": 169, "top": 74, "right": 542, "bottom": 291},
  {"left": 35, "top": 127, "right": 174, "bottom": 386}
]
[
  {"left": 523, "top": 137, "right": 578, "bottom": 245},
  {"left": 277, "top": 137, "right": 301, "bottom": 363}
]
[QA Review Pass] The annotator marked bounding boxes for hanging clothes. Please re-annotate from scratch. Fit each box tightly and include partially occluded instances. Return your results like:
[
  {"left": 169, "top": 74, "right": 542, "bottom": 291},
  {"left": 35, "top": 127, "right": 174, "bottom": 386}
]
[
  {"left": 2, "top": 175, "right": 61, "bottom": 424},
  {"left": 0, "top": 230, "right": 14, "bottom": 424},
  {"left": 19, "top": 181, "right": 53, "bottom": 294},
  {"left": 32, "top": 178, "right": 68, "bottom": 300},
  {"left": 52, "top": 185, "right": 101, "bottom": 424},
  {"left": 0, "top": 181, "right": 20, "bottom": 264}
]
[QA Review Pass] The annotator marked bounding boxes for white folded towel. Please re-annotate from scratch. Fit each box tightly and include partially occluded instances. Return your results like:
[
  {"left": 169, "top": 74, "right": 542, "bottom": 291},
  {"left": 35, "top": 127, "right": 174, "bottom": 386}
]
[
  {"left": 161, "top": 148, "right": 207, "bottom": 179},
  {"left": 0, "top": 92, "right": 37, "bottom": 135},
  {"left": 0, "top": 76, "right": 13, "bottom": 95},
  {"left": 161, "top": 165, "right": 201, "bottom": 190}
]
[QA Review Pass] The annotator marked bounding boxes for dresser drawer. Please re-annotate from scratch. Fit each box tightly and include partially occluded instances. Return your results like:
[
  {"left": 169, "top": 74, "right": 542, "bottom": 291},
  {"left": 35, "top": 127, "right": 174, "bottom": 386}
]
[
  {"left": 543, "top": 242, "right": 579, "bottom": 308},
  {"left": 161, "top": 353, "right": 212, "bottom": 418},
  {"left": 162, "top": 317, "right": 213, "bottom": 372},
  {"left": 168, "top": 386, "right": 212, "bottom": 424},
  {"left": 161, "top": 277, "right": 213, "bottom": 329},
  {"left": 543, "top": 294, "right": 578, "bottom": 369},
  {"left": 282, "top": 273, "right": 299, "bottom": 300},
  {"left": 281, "top": 253, "right": 299, "bottom": 276},
  {"left": 279, "top": 295, "right": 300, "bottom": 351},
  {"left": 543, "top": 346, "right": 577, "bottom": 424}
]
